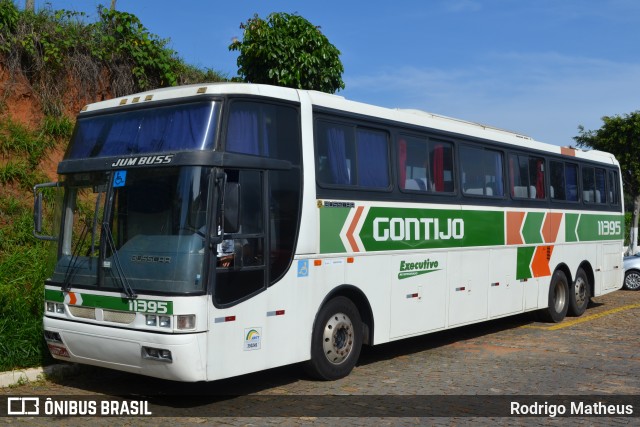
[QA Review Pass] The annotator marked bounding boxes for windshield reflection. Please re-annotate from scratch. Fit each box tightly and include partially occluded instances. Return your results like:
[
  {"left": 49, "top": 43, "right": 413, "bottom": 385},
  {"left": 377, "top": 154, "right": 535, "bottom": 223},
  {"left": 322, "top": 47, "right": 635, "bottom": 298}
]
[{"left": 52, "top": 167, "right": 211, "bottom": 295}]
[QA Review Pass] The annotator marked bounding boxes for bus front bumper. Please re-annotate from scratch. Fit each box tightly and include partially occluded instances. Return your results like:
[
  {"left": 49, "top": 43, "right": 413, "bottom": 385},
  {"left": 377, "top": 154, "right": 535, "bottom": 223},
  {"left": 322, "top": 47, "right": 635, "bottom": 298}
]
[{"left": 43, "top": 316, "right": 207, "bottom": 382}]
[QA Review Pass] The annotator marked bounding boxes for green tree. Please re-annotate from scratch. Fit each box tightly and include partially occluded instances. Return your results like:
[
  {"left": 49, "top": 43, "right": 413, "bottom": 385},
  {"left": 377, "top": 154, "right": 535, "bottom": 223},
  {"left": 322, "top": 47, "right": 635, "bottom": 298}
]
[
  {"left": 574, "top": 111, "right": 640, "bottom": 254},
  {"left": 229, "top": 12, "right": 345, "bottom": 94}
]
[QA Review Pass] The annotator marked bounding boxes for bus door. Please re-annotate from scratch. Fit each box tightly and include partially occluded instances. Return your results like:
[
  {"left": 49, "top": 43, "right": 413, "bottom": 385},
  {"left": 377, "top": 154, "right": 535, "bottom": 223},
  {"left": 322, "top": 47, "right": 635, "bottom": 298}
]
[{"left": 212, "top": 169, "right": 267, "bottom": 306}]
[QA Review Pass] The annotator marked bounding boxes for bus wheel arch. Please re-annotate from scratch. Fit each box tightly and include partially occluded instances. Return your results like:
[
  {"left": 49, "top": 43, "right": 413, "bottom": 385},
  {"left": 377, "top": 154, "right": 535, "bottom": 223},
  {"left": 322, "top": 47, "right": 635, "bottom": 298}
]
[
  {"left": 540, "top": 268, "right": 570, "bottom": 323},
  {"left": 305, "top": 286, "right": 372, "bottom": 380},
  {"left": 569, "top": 262, "right": 593, "bottom": 317},
  {"left": 318, "top": 285, "right": 374, "bottom": 345}
]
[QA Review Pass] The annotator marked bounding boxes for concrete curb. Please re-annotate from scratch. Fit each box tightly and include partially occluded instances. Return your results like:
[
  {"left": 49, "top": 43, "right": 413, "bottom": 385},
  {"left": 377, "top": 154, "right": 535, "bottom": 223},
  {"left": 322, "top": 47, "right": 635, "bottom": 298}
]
[{"left": 0, "top": 363, "right": 79, "bottom": 388}]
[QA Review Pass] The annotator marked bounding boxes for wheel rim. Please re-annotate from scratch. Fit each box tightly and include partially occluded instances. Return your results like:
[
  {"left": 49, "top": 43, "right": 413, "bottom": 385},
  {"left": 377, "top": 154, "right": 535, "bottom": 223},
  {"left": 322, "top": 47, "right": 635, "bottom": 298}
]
[
  {"left": 322, "top": 312, "right": 354, "bottom": 365},
  {"left": 626, "top": 272, "right": 640, "bottom": 290},
  {"left": 574, "top": 276, "right": 587, "bottom": 307},
  {"left": 553, "top": 280, "right": 567, "bottom": 312}
]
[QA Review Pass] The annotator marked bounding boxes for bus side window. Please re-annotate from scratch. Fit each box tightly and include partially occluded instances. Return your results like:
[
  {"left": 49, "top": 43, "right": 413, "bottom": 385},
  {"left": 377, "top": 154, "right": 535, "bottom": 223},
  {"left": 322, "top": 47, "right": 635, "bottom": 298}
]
[
  {"left": 316, "top": 120, "right": 389, "bottom": 189},
  {"left": 582, "top": 166, "right": 596, "bottom": 203},
  {"left": 226, "top": 101, "right": 300, "bottom": 164},
  {"left": 550, "top": 161, "right": 566, "bottom": 201},
  {"left": 316, "top": 123, "right": 352, "bottom": 186},
  {"left": 608, "top": 170, "right": 620, "bottom": 205},
  {"left": 356, "top": 128, "right": 389, "bottom": 188},
  {"left": 460, "top": 145, "right": 503, "bottom": 197},
  {"left": 594, "top": 168, "right": 606, "bottom": 204},
  {"left": 399, "top": 135, "right": 430, "bottom": 192},
  {"left": 430, "top": 141, "right": 454, "bottom": 192},
  {"left": 399, "top": 135, "right": 454, "bottom": 194},
  {"left": 566, "top": 163, "right": 579, "bottom": 201},
  {"left": 509, "top": 154, "right": 545, "bottom": 199}
]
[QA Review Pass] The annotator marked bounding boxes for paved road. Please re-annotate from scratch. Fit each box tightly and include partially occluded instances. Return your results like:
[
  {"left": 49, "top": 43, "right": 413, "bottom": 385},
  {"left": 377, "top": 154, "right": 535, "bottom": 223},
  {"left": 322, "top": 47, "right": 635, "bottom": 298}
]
[{"left": 2, "top": 289, "right": 639, "bottom": 425}]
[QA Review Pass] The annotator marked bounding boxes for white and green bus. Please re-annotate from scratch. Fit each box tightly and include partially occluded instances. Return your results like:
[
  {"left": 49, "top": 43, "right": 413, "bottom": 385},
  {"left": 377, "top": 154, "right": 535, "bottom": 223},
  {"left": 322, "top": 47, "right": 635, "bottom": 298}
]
[{"left": 35, "top": 83, "right": 624, "bottom": 382}]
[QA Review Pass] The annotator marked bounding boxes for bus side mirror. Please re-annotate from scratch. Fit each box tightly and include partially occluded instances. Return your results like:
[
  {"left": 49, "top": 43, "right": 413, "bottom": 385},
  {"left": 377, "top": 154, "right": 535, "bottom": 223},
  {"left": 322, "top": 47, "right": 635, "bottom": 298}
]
[
  {"left": 34, "top": 192, "right": 43, "bottom": 233},
  {"left": 33, "top": 182, "right": 59, "bottom": 241},
  {"left": 224, "top": 182, "right": 240, "bottom": 234}
]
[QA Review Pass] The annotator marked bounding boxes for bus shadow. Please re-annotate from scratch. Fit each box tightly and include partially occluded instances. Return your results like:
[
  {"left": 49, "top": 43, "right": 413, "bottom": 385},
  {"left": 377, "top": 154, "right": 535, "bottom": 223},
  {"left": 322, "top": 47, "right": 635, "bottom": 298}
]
[
  {"left": 49, "top": 362, "right": 304, "bottom": 400},
  {"left": 357, "top": 311, "right": 539, "bottom": 367},
  {"left": 46, "top": 311, "right": 541, "bottom": 408}
]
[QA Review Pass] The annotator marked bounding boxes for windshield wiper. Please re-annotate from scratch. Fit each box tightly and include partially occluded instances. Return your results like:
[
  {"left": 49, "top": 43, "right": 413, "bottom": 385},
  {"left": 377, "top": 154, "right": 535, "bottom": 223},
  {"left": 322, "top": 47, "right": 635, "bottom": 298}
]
[
  {"left": 102, "top": 222, "right": 137, "bottom": 299},
  {"left": 61, "top": 220, "right": 90, "bottom": 292}
]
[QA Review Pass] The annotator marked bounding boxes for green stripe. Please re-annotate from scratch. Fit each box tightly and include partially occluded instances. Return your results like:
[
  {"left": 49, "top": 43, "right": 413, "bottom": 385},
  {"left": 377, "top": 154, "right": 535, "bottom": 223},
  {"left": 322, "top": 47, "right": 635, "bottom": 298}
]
[
  {"left": 360, "top": 208, "right": 504, "bottom": 252},
  {"left": 81, "top": 293, "right": 131, "bottom": 311},
  {"left": 566, "top": 213, "right": 624, "bottom": 242},
  {"left": 576, "top": 214, "right": 624, "bottom": 241},
  {"left": 565, "top": 214, "right": 579, "bottom": 242},
  {"left": 44, "top": 289, "right": 173, "bottom": 314},
  {"left": 516, "top": 247, "right": 535, "bottom": 280},
  {"left": 319, "top": 208, "right": 350, "bottom": 253},
  {"left": 398, "top": 268, "right": 441, "bottom": 280},
  {"left": 522, "top": 212, "right": 544, "bottom": 244},
  {"left": 318, "top": 206, "right": 623, "bottom": 254},
  {"left": 44, "top": 289, "right": 64, "bottom": 302}
]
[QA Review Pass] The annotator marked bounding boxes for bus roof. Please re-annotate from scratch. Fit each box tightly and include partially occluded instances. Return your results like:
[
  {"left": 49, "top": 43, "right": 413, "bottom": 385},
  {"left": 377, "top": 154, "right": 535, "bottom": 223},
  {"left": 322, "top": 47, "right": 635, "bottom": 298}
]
[{"left": 79, "top": 82, "right": 618, "bottom": 166}]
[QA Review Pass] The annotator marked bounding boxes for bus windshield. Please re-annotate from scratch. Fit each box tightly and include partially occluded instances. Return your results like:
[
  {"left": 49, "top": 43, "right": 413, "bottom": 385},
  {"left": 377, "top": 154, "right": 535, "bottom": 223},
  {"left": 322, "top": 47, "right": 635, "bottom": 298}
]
[
  {"left": 65, "top": 101, "right": 219, "bottom": 159},
  {"left": 52, "top": 166, "right": 211, "bottom": 295}
]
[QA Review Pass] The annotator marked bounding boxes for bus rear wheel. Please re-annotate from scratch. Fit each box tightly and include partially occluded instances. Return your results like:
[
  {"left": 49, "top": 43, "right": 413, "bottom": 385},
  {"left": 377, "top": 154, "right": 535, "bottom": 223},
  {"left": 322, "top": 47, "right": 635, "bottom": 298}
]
[
  {"left": 568, "top": 268, "right": 590, "bottom": 316},
  {"left": 540, "top": 270, "right": 569, "bottom": 323},
  {"left": 306, "top": 296, "right": 363, "bottom": 380}
]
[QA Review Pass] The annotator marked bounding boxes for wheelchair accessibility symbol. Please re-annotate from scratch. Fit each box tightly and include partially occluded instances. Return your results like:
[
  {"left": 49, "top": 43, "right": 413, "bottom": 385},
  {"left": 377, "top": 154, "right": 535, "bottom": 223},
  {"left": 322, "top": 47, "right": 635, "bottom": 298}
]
[
  {"left": 297, "top": 260, "right": 309, "bottom": 277},
  {"left": 113, "top": 170, "right": 127, "bottom": 188}
]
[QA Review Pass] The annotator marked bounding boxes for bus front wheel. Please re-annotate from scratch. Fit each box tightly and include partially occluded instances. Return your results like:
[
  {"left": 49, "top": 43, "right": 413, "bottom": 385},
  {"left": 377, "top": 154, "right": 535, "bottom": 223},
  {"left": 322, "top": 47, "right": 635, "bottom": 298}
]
[
  {"left": 541, "top": 270, "right": 569, "bottom": 323},
  {"left": 306, "top": 296, "right": 363, "bottom": 380},
  {"left": 568, "top": 268, "right": 590, "bottom": 317}
]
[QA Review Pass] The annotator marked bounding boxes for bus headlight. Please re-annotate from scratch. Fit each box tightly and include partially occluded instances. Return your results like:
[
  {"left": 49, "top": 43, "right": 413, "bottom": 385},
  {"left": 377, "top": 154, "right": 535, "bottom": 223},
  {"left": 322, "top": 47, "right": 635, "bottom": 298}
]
[
  {"left": 159, "top": 316, "right": 171, "bottom": 328},
  {"left": 46, "top": 302, "right": 65, "bottom": 314},
  {"left": 145, "top": 315, "right": 157, "bottom": 326},
  {"left": 177, "top": 315, "right": 195, "bottom": 330}
]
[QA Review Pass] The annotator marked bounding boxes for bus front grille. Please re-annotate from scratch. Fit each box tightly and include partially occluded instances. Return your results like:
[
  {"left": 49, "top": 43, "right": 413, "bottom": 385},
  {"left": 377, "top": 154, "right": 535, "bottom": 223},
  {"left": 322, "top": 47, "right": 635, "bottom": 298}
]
[
  {"left": 103, "top": 310, "right": 136, "bottom": 324},
  {"left": 68, "top": 306, "right": 95, "bottom": 319}
]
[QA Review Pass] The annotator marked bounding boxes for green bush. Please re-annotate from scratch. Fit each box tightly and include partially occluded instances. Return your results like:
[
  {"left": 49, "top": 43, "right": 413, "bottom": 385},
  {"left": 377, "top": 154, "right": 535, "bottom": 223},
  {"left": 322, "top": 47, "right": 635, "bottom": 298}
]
[
  {"left": 0, "top": 117, "right": 59, "bottom": 189},
  {"left": 0, "top": 197, "right": 53, "bottom": 370}
]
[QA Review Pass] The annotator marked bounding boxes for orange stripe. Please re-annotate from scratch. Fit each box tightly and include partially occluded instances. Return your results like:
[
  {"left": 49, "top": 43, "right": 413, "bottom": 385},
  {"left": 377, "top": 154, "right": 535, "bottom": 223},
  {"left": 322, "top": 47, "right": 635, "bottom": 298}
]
[
  {"left": 542, "top": 212, "right": 563, "bottom": 243},
  {"left": 68, "top": 292, "right": 77, "bottom": 305},
  {"left": 531, "top": 245, "right": 554, "bottom": 277},
  {"left": 506, "top": 211, "right": 525, "bottom": 245},
  {"left": 346, "top": 206, "right": 364, "bottom": 252}
]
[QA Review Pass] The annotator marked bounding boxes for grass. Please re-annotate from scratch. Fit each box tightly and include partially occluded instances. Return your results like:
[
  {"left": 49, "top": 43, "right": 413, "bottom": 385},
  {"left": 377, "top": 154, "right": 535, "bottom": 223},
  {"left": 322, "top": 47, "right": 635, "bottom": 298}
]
[
  {"left": 0, "top": 198, "right": 54, "bottom": 370},
  {"left": 0, "top": 118, "right": 63, "bottom": 371}
]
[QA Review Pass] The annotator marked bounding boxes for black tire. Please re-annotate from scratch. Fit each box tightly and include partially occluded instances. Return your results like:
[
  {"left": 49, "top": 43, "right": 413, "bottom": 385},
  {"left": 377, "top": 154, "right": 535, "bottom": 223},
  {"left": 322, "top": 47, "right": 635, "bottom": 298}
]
[
  {"left": 568, "top": 268, "right": 590, "bottom": 316},
  {"left": 305, "top": 296, "right": 363, "bottom": 381},
  {"left": 540, "top": 270, "right": 569, "bottom": 323},
  {"left": 623, "top": 270, "right": 640, "bottom": 291}
]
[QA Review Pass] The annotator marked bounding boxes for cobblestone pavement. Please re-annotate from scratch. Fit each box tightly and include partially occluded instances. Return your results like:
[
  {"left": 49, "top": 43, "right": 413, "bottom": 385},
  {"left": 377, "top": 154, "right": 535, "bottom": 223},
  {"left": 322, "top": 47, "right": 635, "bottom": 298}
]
[{"left": 1, "top": 289, "right": 639, "bottom": 426}]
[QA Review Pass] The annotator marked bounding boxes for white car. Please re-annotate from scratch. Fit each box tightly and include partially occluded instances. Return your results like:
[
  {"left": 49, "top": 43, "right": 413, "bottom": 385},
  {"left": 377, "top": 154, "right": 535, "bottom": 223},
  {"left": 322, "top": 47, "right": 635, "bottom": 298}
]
[{"left": 623, "top": 254, "right": 640, "bottom": 290}]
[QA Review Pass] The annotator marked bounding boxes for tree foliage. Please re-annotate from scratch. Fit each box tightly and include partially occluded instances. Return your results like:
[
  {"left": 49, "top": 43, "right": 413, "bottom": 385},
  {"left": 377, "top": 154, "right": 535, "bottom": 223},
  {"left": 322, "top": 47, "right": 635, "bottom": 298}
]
[
  {"left": 0, "top": 0, "right": 226, "bottom": 115},
  {"left": 229, "top": 12, "right": 345, "bottom": 94}
]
